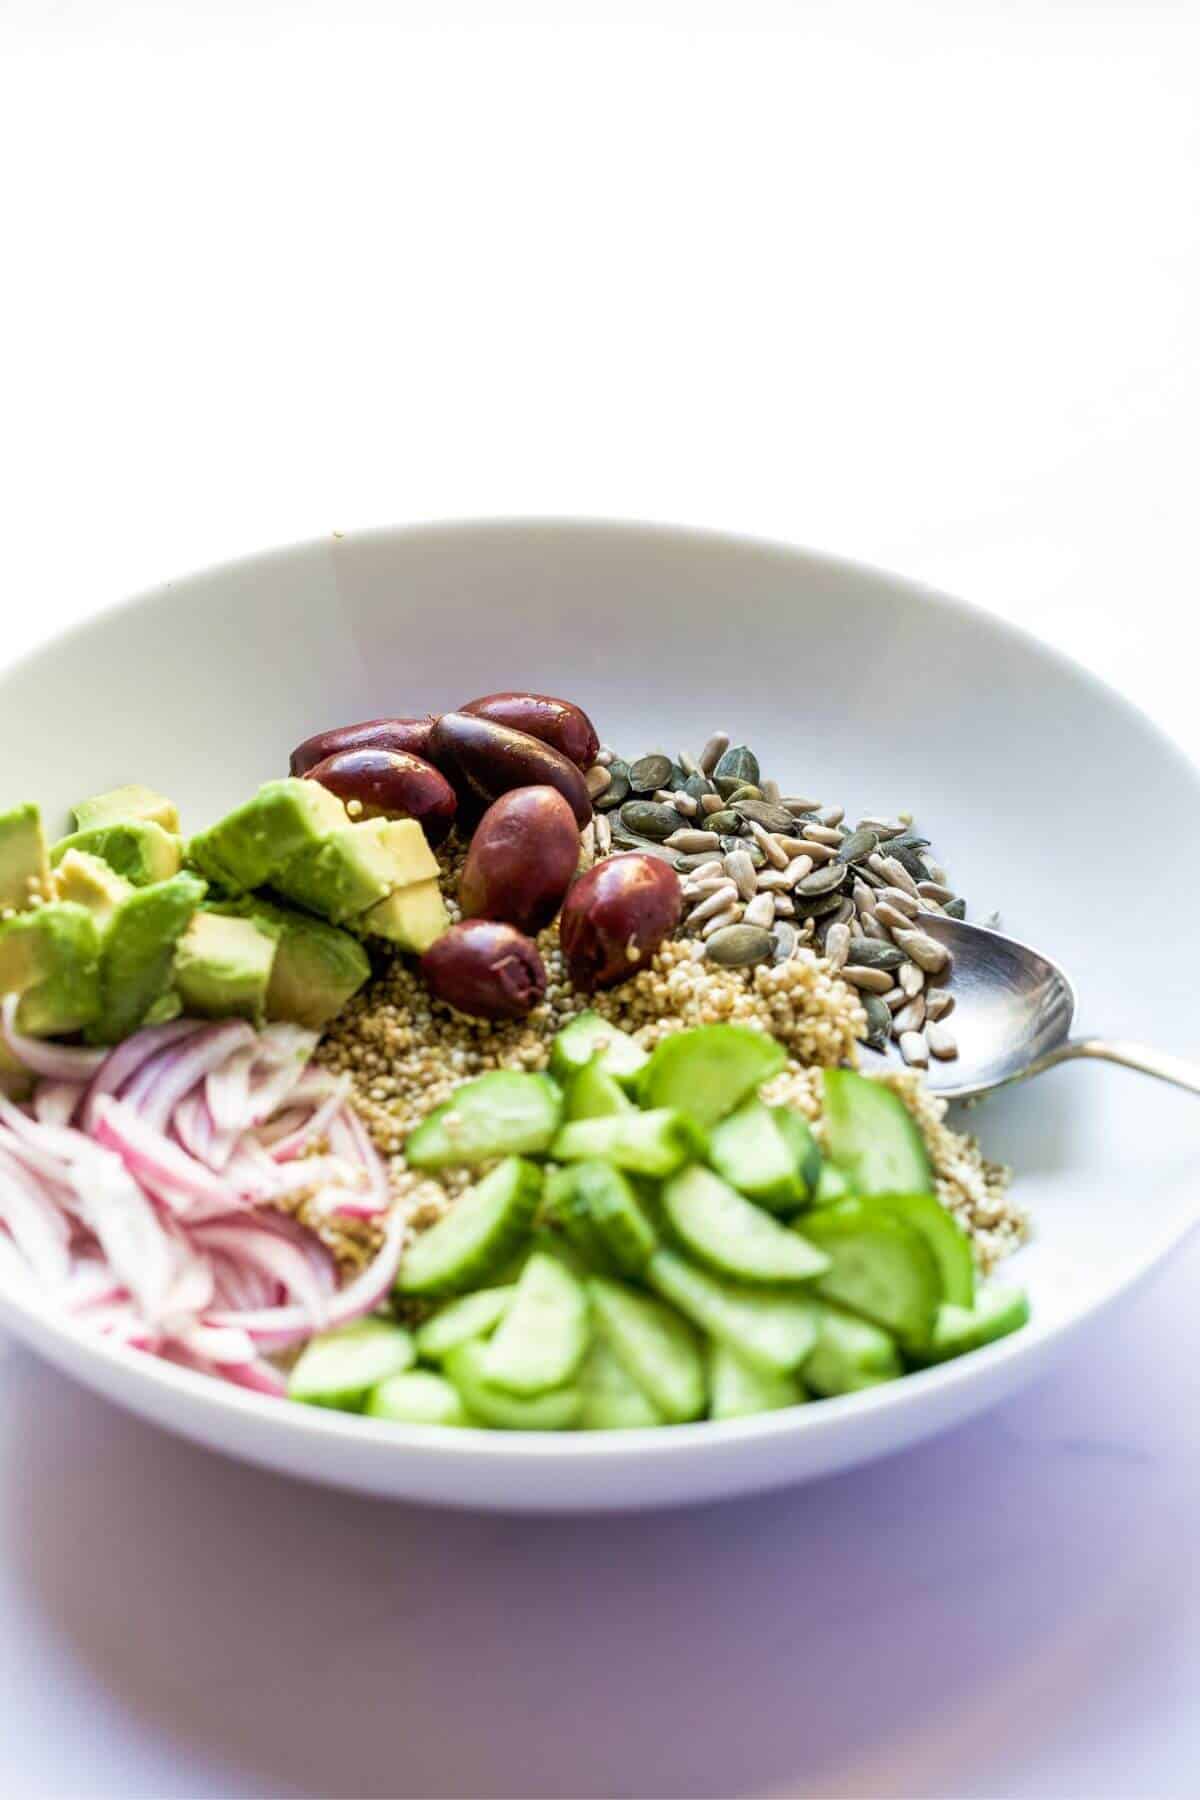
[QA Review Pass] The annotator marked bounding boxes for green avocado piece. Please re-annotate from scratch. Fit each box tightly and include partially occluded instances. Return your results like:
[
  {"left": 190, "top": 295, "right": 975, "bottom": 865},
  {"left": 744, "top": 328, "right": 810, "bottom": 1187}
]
[
  {"left": 187, "top": 779, "right": 347, "bottom": 895},
  {"left": 275, "top": 817, "right": 437, "bottom": 925},
  {"left": 0, "top": 901, "right": 102, "bottom": 1035},
  {"left": 210, "top": 897, "right": 370, "bottom": 1029},
  {"left": 174, "top": 909, "right": 281, "bottom": 1023},
  {"left": 87, "top": 871, "right": 206, "bottom": 1044},
  {"left": 52, "top": 849, "right": 134, "bottom": 929},
  {"left": 51, "top": 821, "right": 182, "bottom": 888},
  {"left": 73, "top": 784, "right": 180, "bottom": 834},
  {"left": 0, "top": 804, "right": 52, "bottom": 914},
  {"left": 357, "top": 877, "right": 448, "bottom": 951}
]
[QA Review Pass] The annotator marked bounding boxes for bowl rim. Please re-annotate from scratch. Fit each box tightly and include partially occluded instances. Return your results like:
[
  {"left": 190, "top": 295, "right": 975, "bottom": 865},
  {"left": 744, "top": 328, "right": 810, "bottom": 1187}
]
[{"left": 2, "top": 512, "right": 1197, "bottom": 1466}]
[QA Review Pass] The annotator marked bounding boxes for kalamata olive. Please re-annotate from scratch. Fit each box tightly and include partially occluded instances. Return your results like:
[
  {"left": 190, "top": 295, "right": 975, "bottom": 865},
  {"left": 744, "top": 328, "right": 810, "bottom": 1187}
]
[
  {"left": 420, "top": 920, "right": 547, "bottom": 1020},
  {"left": 459, "top": 692, "right": 600, "bottom": 771},
  {"left": 460, "top": 786, "right": 579, "bottom": 935},
  {"left": 558, "top": 853, "right": 682, "bottom": 991},
  {"left": 429, "top": 711, "right": 592, "bottom": 830},
  {"left": 289, "top": 715, "right": 439, "bottom": 777},
  {"left": 303, "top": 749, "right": 457, "bottom": 847}
]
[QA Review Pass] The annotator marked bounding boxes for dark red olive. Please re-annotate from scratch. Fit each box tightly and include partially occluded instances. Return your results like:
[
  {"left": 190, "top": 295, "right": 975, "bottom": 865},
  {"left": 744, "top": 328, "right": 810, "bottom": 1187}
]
[
  {"left": 559, "top": 853, "right": 682, "bottom": 991},
  {"left": 302, "top": 749, "right": 457, "bottom": 847},
  {"left": 460, "top": 787, "right": 580, "bottom": 935},
  {"left": 289, "top": 715, "right": 439, "bottom": 777},
  {"left": 420, "top": 920, "right": 547, "bottom": 1020},
  {"left": 429, "top": 711, "right": 592, "bottom": 831},
  {"left": 459, "top": 692, "right": 600, "bottom": 771}
]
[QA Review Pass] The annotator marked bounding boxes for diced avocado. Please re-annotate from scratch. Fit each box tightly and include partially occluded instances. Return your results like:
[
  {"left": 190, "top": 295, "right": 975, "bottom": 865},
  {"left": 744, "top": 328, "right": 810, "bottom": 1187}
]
[
  {"left": 174, "top": 910, "right": 281, "bottom": 1023},
  {"left": 51, "top": 821, "right": 182, "bottom": 887},
  {"left": 0, "top": 804, "right": 52, "bottom": 914},
  {"left": 187, "top": 779, "right": 347, "bottom": 895},
  {"left": 357, "top": 877, "right": 448, "bottom": 951},
  {"left": 212, "top": 897, "right": 370, "bottom": 1029},
  {"left": 278, "top": 816, "right": 440, "bottom": 929},
  {"left": 73, "top": 784, "right": 180, "bottom": 834},
  {"left": 0, "top": 901, "right": 102, "bottom": 1035},
  {"left": 87, "top": 871, "right": 206, "bottom": 1044},
  {"left": 52, "top": 849, "right": 134, "bottom": 929},
  {"left": 371, "top": 818, "right": 440, "bottom": 886}
]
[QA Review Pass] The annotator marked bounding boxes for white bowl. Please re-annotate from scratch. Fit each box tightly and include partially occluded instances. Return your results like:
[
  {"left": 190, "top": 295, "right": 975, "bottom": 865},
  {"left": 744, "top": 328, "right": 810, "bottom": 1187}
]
[{"left": 0, "top": 519, "right": 1195, "bottom": 1512}]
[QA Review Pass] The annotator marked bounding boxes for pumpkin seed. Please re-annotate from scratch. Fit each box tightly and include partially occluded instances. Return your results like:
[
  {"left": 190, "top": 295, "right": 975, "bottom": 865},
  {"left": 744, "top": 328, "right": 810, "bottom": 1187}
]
[
  {"left": 833, "top": 827, "right": 878, "bottom": 865},
  {"left": 793, "top": 890, "right": 845, "bottom": 920},
  {"left": 594, "top": 760, "right": 631, "bottom": 811},
  {"left": 725, "top": 784, "right": 764, "bottom": 806},
  {"left": 943, "top": 897, "right": 967, "bottom": 920},
  {"left": 700, "top": 792, "right": 726, "bottom": 816},
  {"left": 883, "top": 832, "right": 931, "bottom": 855},
  {"left": 628, "top": 753, "right": 674, "bottom": 794},
  {"left": 705, "top": 809, "right": 742, "bottom": 835},
  {"left": 714, "top": 775, "right": 747, "bottom": 799},
  {"left": 722, "top": 834, "right": 764, "bottom": 868},
  {"left": 698, "top": 731, "right": 730, "bottom": 776},
  {"left": 770, "top": 921, "right": 798, "bottom": 963},
  {"left": 845, "top": 939, "right": 906, "bottom": 972},
  {"left": 713, "top": 744, "right": 760, "bottom": 788},
  {"left": 857, "top": 816, "right": 907, "bottom": 838},
  {"left": 734, "top": 799, "right": 796, "bottom": 835},
  {"left": 677, "top": 750, "right": 700, "bottom": 777},
  {"left": 861, "top": 992, "right": 893, "bottom": 1048},
  {"left": 683, "top": 771, "right": 715, "bottom": 803},
  {"left": 797, "top": 861, "right": 848, "bottom": 897},
  {"left": 705, "top": 923, "right": 774, "bottom": 966},
  {"left": 620, "top": 800, "right": 685, "bottom": 841}
]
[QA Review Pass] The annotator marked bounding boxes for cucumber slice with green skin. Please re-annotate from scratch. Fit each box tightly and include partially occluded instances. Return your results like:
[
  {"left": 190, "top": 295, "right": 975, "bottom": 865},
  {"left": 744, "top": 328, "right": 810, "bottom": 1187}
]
[
  {"left": 481, "top": 1250, "right": 590, "bottom": 1395},
  {"left": 814, "top": 1163, "right": 851, "bottom": 1205},
  {"left": 647, "top": 1249, "right": 819, "bottom": 1376},
  {"left": 804, "top": 1302, "right": 903, "bottom": 1395},
  {"left": 822, "top": 1069, "right": 933, "bottom": 1196},
  {"left": 551, "top": 1108, "right": 703, "bottom": 1178},
  {"left": 549, "top": 1012, "right": 649, "bottom": 1088},
  {"left": 365, "top": 1369, "right": 471, "bottom": 1426},
  {"left": 661, "top": 1165, "right": 830, "bottom": 1285},
  {"left": 444, "top": 1339, "right": 582, "bottom": 1430},
  {"left": 564, "top": 1060, "right": 635, "bottom": 1121},
  {"left": 637, "top": 1024, "right": 787, "bottom": 1129},
  {"left": 589, "top": 1275, "right": 707, "bottom": 1423},
  {"left": 545, "top": 1161, "right": 658, "bottom": 1277},
  {"left": 395, "top": 1157, "right": 541, "bottom": 1296},
  {"left": 708, "top": 1099, "right": 807, "bottom": 1212},
  {"left": 288, "top": 1319, "right": 416, "bottom": 1411},
  {"left": 915, "top": 1286, "right": 1030, "bottom": 1364},
  {"left": 708, "top": 1341, "right": 804, "bottom": 1420},
  {"left": 803, "top": 1199, "right": 942, "bottom": 1350},
  {"left": 773, "top": 1108, "right": 822, "bottom": 1201},
  {"left": 871, "top": 1191, "right": 975, "bottom": 1308},
  {"left": 415, "top": 1286, "right": 515, "bottom": 1361},
  {"left": 578, "top": 1337, "right": 665, "bottom": 1430},
  {"left": 405, "top": 1071, "right": 563, "bottom": 1170}
]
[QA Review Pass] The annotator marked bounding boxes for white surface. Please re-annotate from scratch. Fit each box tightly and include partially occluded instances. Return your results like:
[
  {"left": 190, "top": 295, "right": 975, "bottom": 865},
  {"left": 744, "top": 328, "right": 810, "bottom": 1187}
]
[{"left": 0, "top": 0, "right": 1197, "bottom": 1793}]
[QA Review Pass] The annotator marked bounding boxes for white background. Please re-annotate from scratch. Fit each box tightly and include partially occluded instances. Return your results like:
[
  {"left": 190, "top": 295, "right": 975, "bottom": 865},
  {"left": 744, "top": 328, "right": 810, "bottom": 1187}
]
[{"left": 2, "top": 3, "right": 1199, "bottom": 1796}]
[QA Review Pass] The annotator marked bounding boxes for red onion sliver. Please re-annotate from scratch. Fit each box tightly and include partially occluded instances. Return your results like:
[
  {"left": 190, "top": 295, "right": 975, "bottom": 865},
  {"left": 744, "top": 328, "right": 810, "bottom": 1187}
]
[
  {"left": 132, "top": 1021, "right": 257, "bottom": 1135},
  {"left": 206, "top": 1203, "right": 406, "bottom": 1350},
  {"left": 205, "top": 1042, "right": 257, "bottom": 1134},
  {"left": 194, "top": 1222, "right": 327, "bottom": 1326},
  {"left": 92, "top": 1097, "right": 248, "bottom": 1219},
  {"left": 0, "top": 1163, "right": 71, "bottom": 1287},
  {"left": 33, "top": 1081, "right": 85, "bottom": 1129},
  {"left": 1, "top": 994, "right": 108, "bottom": 1081},
  {"left": 268, "top": 1076, "right": 353, "bottom": 1163},
  {"left": 82, "top": 1017, "right": 207, "bottom": 1130}
]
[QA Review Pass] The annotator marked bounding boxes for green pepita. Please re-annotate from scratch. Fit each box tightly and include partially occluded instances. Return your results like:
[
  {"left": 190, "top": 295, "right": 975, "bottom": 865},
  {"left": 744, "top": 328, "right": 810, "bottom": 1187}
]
[
  {"left": 595, "top": 760, "right": 631, "bottom": 811},
  {"left": 705, "top": 810, "right": 743, "bottom": 835},
  {"left": 733, "top": 800, "right": 796, "bottom": 835},
  {"left": 833, "top": 828, "right": 879, "bottom": 866},
  {"left": 724, "top": 784, "right": 764, "bottom": 806},
  {"left": 793, "top": 890, "right": 846, "bottom": 920},
  {"left": 620, "top": 800, "right": 686, "bottom": 842},
  {"left": 844, "top": 939, "right": 906, "bottom": 972},
  {"left": 713, "top": 745, "right": 760, "bottom": 788},
  {"left": 943, "top": 896, "right": 966, "bottom": 920},
  {"left": 704, "top": 923, "right": 775, "bottom": 967},
  {"left": 860, "top": 991, "right": 893, "bottom": 1048},
  {"left": 797, "top": 862, "right": 849, "bottom": 897},
  {"left": 628, "top": 754, "right": 674, "bottom": 795},
  {"left": 682, "top": 771, "right": 715, "bottom": 804}
]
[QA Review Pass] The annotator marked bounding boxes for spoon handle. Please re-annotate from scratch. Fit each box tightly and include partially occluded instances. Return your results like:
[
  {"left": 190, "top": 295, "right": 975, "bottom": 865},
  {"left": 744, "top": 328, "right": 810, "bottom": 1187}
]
[{"left": 1035, "top": 1037, "right": 1200, "bottom": 1097}]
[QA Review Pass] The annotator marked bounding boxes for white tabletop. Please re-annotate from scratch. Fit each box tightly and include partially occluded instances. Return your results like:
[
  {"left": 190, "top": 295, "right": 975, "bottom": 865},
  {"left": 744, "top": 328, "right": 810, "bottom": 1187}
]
[{"left": 3, "top": 3, "right": 1199, "bottom": 1794}]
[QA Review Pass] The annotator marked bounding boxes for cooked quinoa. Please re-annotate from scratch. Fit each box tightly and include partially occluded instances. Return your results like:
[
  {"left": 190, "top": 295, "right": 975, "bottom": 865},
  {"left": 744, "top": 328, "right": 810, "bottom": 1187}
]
[{"left": 315, "top": 842, "right": 1028, "bottom": 1275}]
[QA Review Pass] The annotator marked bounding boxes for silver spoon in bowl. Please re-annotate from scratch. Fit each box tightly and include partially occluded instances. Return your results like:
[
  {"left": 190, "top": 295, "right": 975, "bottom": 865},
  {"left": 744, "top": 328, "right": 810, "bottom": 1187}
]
[{"left": 891, "top": 913, "right": 1200, "bottom": 1103}]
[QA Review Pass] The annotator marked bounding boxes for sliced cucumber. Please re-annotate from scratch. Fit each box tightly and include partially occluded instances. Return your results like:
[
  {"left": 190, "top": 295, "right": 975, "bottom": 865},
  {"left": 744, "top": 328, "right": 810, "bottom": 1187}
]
[
  {"left": 564, "top": 1059, "right": 635, "bottom": 1121},
  {"left": 637, "top": 1024, "right": 787, "bottom": 1129},
  {"left": 773, "top": 1108, "right": 822, "bottom": 1201},
  {"left": 804, "top": 1302, "right": 903, "bottom": 1395},
  {"left": 814, "top": 1163, "right": 851, "bottom": 1205},
  {"left": 661, "top": 1165, "right": 830, "bottom": 1285},
  {"left": 551, "top": 1108, "right": 702, "bottom": 1178},
  {"left": 481, "top": 1250, "right": 590, "bottom": 1395},
  {"left": 395, "top": 1156, "right": 541, "bottom": 1296},
  {"left": 822, "top": 1069, "right": 933, "bottom": 1196},
  {"left": 549, "top": 1012, "right": 649, "bottom": 1088},
  {"left": 871, "top": 1191, "right": 975, "bottom": 1308},
  {"left": 365, "top": 1369, "right": 471, "bottom": 1426},
  {"left": 545, "top": 1161, "right": 658, "bottom": 1277},
  {"left": 415, "top": 1286, "right": 515, "bottom": 1361},
  {"left": 444, "top": 1339, "right": 582, "bottom": 1430},
  {"left": 916, "top": 1286, "right": 1030, "bottom": 1364},
  {"left": 708, "top": 1099, "right": 807, "bottom": 1212},
  {"left": 647, "top": 1249, "right": 819, "bottom": 1376},
  {"left": 578, "top": 1336, "right": 665, "bottom": 1430},
  {"left": 405, "top": 1071, "right": 563, "bottom": 1169},
  {"left": 589, "top": 1276, "right": 707, "bottom": 1423},
  {"left": 288, "top": 1318, "right": 416, "bottom": 1411},
  {"left": 708, "top": 1341, "right": 803, "bottom": 1420},
  {"left": 803, "top": 1199, "right": 942, "bottom": 1350}
]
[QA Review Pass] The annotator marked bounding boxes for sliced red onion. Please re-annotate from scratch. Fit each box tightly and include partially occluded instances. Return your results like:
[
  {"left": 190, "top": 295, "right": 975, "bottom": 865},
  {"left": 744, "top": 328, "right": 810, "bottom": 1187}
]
[
  {"left": 193, "top": 1222, "right": 327, "bottom": 1326},
  {"left": 61, "top": 1257, "right": 126, "bottom": 1313},
  {"left": 206, "top": 1202, "right": 407, "bottom": 1350},
  {"left": 84, "top": 1304, "right": 159, "bottom": 1349},
  {"left": 1, "top": 994, "right": 108, "bottom": 1081},
  {"left": 92, "top": 1097, "right": 248, "bottom": 1220},
  {"left": 252, "top": 1208, "right": 338, "bottom": 1296},
  {"left": 33, "top": 1081, "right": 85, "bottom": 1129},
  {"left": 174, "top": 1319, "right": 257, "bottom": 1366},
  {"left": 222, "top": 1357, "right": 288, "bottom": 1398},
  {"left": 333, "top": 1104, "right": 391, "bottom": 1208},
  {"left": 82, "top": 1017, "right": 206, "bottom": 1130},
  {"left": 205, "top": 1042, "right": 257, "bottom": 1133},
  {"left": 268, "top": 1076, "right": 353, "bottom": 1163},
  {"left": 129, "top": 1021, "right": 257, "bottom": 1135},
  {"left": 64, "top": 1142, "right": 175, "bottom": 1323},
  {"left": 0, "top": 1161, "right": 70, "bottom": 1287}
]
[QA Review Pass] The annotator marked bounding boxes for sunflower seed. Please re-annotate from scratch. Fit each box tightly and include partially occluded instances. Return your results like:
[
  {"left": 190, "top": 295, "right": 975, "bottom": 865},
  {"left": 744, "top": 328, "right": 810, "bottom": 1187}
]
[
  {"left": 681, "top": 876, "right": 732, "bottom": 901},
  {"left": 734, "top": 800, "right": 796, "bottom": 835},
  {"left": 770, "top": 921, "right": 798, "bottom": 963},
  {"left": 923, "top": 858, "right": 950, "bottom": 885},
  {"left": 761, "top": 778, "right": 782, "bottom": 804},
  {"left": 833, "top": 898, "right": 855, "bottom": 925},
  {"left": 782, "top": 795, "right": 822, "bottom": 815},
  {"left": 578, "top": 820, "right": 596, "bottom": 865},
  {"left": 917, "top": 880, "right": 954, "bottom": 905},
  {"left": 852, "top": 878, "right": 877, "bottom": 916},
  {"left": 671, "top": 792, "right": 700, "bottom": 818},
  {"left": 883, "top": 985, "right": 907, "bottom": 1010},
  {"left": 797, "top": 860, "right": 848, "bottom": 896},
  {"left": 702, "top": 905, "right": 745, "bottom": 939},
  {"left": 925, "top": 1022, "right": 958, "bottom": 1060},
  {"left": 840, "top": 965, "right": 895, "bottom": 993},
  {"left": 860, "top": 913, "right": 892, "bottom": 941},
  {"left": 665, "top": 828, "right": 721, "bottom": 854},
  {"left": 845, "top": 938, "right": 906, "bottom": 972},
  {"left": 700, "top": 792, "right": 726, "bottom": 816},
  {"left": 678, "top": 750, "right": 700, "bottom": 777},
  {"left": 594, "top": 811, "right": 612, "bottom": 856},
  {"left": 817, "top": 805, "right": 845, "bottom": 827},
  {"left": 825, "top": 921, "right": 851, "bottom": 970},
  {"left": 698, "top": 731, "right": 730, "bottom": 775},
  {"left": 872, "top": 901, "right": 913, "bottom": 935},
  {"left": 924, "top": 988, "right": 955, "bottom": 1022},
  {"left": 683, "top": 771, "right": 716, "bottom": 804},
  {"left": 899, "top": 1030, "right": 929, "bottom": 1068},
  {"left": 898, "top": 961, "right": 925, "bottom": 998},
  {"left": 628, "top": 754, "right": 674, "bottom": 794},
  {"left": 688, "top": 882, "right": 739, "bottom": 925},
  {"left": 675, "top": 850, "right": 728, "bottom": 872},
  {"left": 835, "top": 828, "right": 879, "bottom": 865},
  {"left": 858, "top": 864, "right": 888, "bottom": 889},
  {"left": 878, "top": 885, "right": 919, "bottom": 918},
  {"left": 756, "top": 869, "right": 794, "bottom": 893},
  {"left": 705, "top": 922, "right": 774, "bottom": 965},
  {"left": 714, "top": 745, "right": 760, "bottom": 788},
  {"left": 723, "top": 850, "right": 758, "bottom": 901},
  {"left": 861, "top": 992, "right": 893, "bottom": 1048},
  {"left": 595, "top": 746, "right": 616, "bottom": 767},
  {"left": 777, "top": 854, "right": 810, "bottom": 889},
  {"left": 801, "top": 821, "right": 843, "bottom": 848},
  {"left": 880, "top": 855, "right": 921, "bottom": 900},
  {"left": 748, "top": 821, "right": 790, "bottom": 869},
  {"left": 892, "top": 927, "right": 951, "bottom": 974},
  {"left": 688, "top": 859, "right": 725, "bottom": 882},
  {"left": 893, "top": 996, "right": 927, "bottom": 1034},
  {"left": 743, "top": 892, "right": 776, "bottom": 929},
  {"left": 773, "top": 894, "right": 796, "bottom": 918},
  {"left": 782, "top": 837, "right": 838, "bottom": 864},
  {"left": 723, "top": 834, "right": 765, "bottom": 867},
  {"left": 943, "top": 897, "right": 967, "bottom": 920},
  {"left": 585, "top": 764, "right": 612, "bottom": 799},
  {"left": 595, "top": 761, "right": 631, "bottom": 811}
]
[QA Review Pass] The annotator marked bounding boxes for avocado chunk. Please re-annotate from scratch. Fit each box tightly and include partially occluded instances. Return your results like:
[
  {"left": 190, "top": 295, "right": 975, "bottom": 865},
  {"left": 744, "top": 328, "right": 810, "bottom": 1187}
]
[
  {"left": 187, "top": 779, "right": 347, "bottom": 895},
  {"left": 73, "top": 784, "right": 180, "bottom": 834},
  {"left": 175, "top": 910, "right": 281, "bottom": 1023},
  {"left": 358, "top": 877, "right": 448, "bottom": 951},
  {"left": 87, "top": 871, "right": 206, "bottom": 1044},
  {"left": 274, "top": 816, "right": 439, "bottom": 926},
  {"left": 52, "top": 821, "right": 182, "bottom": 888},
  {"left": 211, "top": 897, "right": 370, "bottom": 1029},
  {"left": 0, "top": 804, "right": 52, "bottom": 914},
  {"left": 0, "top": 901, "right": 102, "bottom": 1035},
  {"left": 53, "top": 849, "right": 134, "bottom": 930}
]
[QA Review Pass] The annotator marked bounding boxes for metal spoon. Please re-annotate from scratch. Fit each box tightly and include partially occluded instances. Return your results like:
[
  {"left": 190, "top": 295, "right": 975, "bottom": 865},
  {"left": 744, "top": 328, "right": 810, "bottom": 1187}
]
[{"left": 900, "top": 913, "right": 1200, "bottom": 1103}]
